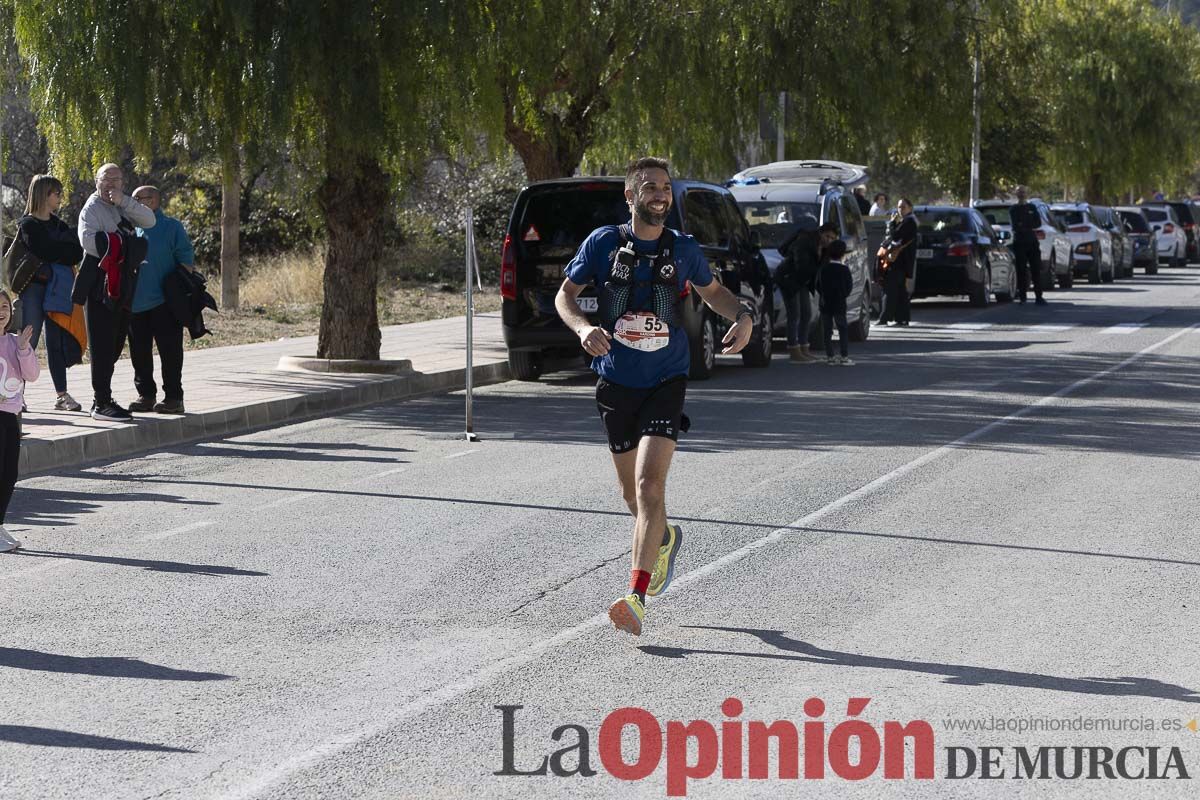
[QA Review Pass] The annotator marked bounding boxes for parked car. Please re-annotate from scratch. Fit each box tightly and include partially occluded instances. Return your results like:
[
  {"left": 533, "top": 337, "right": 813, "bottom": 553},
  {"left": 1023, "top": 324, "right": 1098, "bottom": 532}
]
[
  {"left": 499, "top": 177, "right": 774, "bottom": 381},
  {"left": 1115, "top": 207, "right": 1159, "bottom": 275},
  {"left": 910, "top": 206, "right": 1017, "bottom": 306},
  {"left": 1092, "top": 205, "right": 1134, "bottom": 279},
  {"left": 974, "top": 198, "right": 1070, "bottom": 290},
  {"left": 729, "top": 167, "right": 873, "bottom": 343},
  {"left": 1137, "top": 203, "right": 1188, "bottom": 268},
  {"left": 1139, "top": 200, "right": 1197, "bottom": 263},
  {"left": 1050, "top": 203, "right": 1115, "bottom": 284}
]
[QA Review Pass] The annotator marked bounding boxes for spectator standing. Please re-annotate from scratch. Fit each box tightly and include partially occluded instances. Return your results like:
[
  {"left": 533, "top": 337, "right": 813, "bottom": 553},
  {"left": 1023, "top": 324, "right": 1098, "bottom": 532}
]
[
  {"left": 869, "top": 193, "right": 889, "bottom": 216},
  {"left": 776, "top": 215, "right": 822, "bottom": 363},
  {"left": 0, "top": 292, "right": 38, "bottom": 553},
  {"left": 877, "top": 198, "right": 917, "bottom": 327},
  {"left": 127, "top": 186, "right": 194, "bottom": 414},
  {"left": 853, "top": 185, "right": 871, "bottom": 215},
  {"left": 1008, "top": 186, "right": 1046, "bottom": 305},
  {"left": 75, "top": 163, "right": 155, "bottom": 420},
  {"left": 10, "top": 175, "right": 84, "bottom": 411},
  {"left": 817, "top": 239, "right": 855, "bottom": 365}
]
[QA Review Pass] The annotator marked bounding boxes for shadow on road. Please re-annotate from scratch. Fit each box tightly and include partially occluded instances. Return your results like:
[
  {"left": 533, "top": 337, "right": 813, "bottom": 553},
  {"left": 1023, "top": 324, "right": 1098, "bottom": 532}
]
[
  {"left": 13, "top": 549, "right": 268, "bottom": 577},
  {"left": 640, "top": 626, "right": 1200, "bottom": 704},
  {"left": 0, "top": 725, "right": 194, "bottom": 752},
  {"left": 0, "top": 646, "right": 232, "bottom": 681},
  {"left": 9, "top": 487, "right": 218, "bottom": 528}
]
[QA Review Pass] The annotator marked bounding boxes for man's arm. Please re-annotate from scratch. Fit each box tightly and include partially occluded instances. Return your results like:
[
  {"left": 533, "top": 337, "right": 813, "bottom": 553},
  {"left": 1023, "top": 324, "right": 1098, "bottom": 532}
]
[
  {"left": 121, "top": 194, "right": 156, "bottom": 228},
  {"left": 173, "top": 220, "right": 196, "bottom": 271},
  {"left": 78, "top": 198, "right": 102, "bottom": 258},
  {"left": 554, "top": 278, "right": 612, "bottom": 356},
  {"left": 693, "top": 280, "right": 754, "bottom": 354}
]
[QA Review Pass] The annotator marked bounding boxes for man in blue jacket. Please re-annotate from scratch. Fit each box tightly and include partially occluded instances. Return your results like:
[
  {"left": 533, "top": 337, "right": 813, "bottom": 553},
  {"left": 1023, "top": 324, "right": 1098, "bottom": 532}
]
[{"left": 129, "top": 186, "right": 195, "bottom": 414}]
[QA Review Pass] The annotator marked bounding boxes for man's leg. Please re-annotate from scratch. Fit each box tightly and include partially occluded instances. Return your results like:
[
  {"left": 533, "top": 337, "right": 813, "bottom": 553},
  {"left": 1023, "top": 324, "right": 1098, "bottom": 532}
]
[
  {"left": 85, "top": 297, "right": 116, "bottom": 408},
  {"left": 610, "top": 449, "right": 638, "bottom": 517},
  {"left": 1014, "top": 245, "right": 1030, "bottom": 302},
  {"left": 631, "top": 435, "right": 676, "bottom": 578},
  {"left": 128, "top": 310, "right": 158, "bottom": 402},
  {"left": 152, "top": 304, "right": 185, "bottom": 403},
  {"left": 897, "top": 270, "right": 912, "bottom": 323},
  {"left": 1028, "top": 245, "right": 1044, "bottom": 300}
]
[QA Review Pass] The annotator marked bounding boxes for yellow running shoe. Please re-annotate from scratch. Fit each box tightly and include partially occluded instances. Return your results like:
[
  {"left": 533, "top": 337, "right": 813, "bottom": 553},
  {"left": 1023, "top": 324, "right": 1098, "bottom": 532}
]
[
  {"left": 646, "top": 524, "right": 683, "bottom": 597},
  {"left": 608, "top": 594, "right": 645, "bottom": 636}
]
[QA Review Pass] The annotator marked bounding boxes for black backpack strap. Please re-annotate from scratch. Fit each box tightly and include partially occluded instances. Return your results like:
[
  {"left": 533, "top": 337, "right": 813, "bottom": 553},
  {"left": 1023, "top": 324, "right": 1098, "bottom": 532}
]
[{"left": 618, "top": 224, "right": 633, "bottom": 245}]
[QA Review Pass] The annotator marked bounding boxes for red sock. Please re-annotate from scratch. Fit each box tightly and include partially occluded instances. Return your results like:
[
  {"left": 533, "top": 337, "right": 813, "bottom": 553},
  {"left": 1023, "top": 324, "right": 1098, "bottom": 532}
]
[{"left": 630, "top": 569, "right": 651, "bottom": 601}]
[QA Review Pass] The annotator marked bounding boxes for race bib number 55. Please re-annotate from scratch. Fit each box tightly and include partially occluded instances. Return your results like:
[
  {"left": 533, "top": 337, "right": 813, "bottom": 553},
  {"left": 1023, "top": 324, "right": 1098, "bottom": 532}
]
[{"left": 613, "top": 312, "right": 670, "bottom": 352}]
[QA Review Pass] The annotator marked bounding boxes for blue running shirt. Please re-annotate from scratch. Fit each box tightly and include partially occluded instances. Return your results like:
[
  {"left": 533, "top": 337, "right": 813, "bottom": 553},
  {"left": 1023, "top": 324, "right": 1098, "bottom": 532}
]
[{"left": 565, "top": 225, "right": 713, "bottom": 388}]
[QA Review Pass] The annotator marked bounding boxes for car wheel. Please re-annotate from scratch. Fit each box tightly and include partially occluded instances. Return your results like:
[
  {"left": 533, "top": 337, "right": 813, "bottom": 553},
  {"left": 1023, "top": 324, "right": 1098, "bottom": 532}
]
[
  {"left": 689, "top": 311, "right": 717, "bottom": 380},
  {"left": 741, "top": 305, "right": 773, "bottom": 367},
  {"left": 968, "top": 263, "right": 991, "bottom": 307},
  {"left": 849, "top": 285, "right": 871, "bottom": 341},
  {"left": 1147, "top": 263, "right": 1158, "bottom": 275},
  {"left": 1088, "top": 258, "right": 1101, "bottom": 284},
  {"left": 1059, "top": 256, "right": 1073, "bottom": 288},
  {"left": 508, "top": 349, "right": 544, "bottom": 381},
  {"left": 1045, "top": 252, "right": 1056, "bottom": 292}
]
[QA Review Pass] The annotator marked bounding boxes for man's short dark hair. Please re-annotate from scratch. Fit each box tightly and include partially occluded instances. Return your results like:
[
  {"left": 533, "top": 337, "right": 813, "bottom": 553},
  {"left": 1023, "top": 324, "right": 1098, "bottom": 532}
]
[
  {"left": 625, "top": 157, "right": 671, "bottom": 192},
  {"left": 826, "top": 239, "right": 847, "bottom": 260},
  {"left": 873, "top": 192, "right": 887, "bottom": 203}
]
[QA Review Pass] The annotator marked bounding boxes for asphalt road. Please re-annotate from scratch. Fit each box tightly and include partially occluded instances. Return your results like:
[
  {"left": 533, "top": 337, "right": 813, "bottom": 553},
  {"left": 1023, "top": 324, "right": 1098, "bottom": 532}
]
[{"left": 2, "top": 269, "right": 1200, "bottom": 799}]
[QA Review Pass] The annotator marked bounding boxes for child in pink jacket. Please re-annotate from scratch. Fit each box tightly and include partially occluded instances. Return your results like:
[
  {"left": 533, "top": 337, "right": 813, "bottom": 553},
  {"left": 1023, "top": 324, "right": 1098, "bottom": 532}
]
[{"left": 0, "top": 290, "right": 39, "bottom": 552}]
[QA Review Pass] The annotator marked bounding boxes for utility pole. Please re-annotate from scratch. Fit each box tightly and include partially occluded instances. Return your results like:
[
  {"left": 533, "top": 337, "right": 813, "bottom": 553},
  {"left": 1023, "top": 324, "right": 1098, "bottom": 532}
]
[{"left": 969, "top": 2, "right": 982, "bottom": 204}]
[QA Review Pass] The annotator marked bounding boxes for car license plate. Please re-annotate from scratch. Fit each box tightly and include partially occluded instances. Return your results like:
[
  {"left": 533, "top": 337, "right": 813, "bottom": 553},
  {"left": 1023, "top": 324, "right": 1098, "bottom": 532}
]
[
  {"left": 916, "top": 248, "right": 933, "bottom": 260},
  {"left": 576, "top": 297, "right": 598, "bottom": 313}
]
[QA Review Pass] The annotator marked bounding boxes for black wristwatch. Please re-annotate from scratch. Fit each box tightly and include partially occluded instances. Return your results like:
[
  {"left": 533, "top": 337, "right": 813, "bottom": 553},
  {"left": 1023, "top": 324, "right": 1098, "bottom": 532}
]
[{"left": 735, "top": 306, "right": 754, "bottom": 324}]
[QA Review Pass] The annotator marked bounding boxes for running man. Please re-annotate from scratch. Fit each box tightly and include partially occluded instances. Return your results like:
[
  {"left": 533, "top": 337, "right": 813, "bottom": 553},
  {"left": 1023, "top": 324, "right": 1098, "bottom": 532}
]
[{"left": 554, "top": 157, "right": 755, "bottom": 636}]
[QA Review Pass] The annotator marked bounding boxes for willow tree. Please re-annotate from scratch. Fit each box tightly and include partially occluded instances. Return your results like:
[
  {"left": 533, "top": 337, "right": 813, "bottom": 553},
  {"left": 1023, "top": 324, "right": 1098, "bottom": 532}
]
[
  {"left": 1038, "top": 0, "right": 1200, "bottom": 201},
  {"left": 8, "top": 1, "right": 267, "bottom": 310},
  {"left": 10, "top": 0, "right": 440, "bottom": 358}
]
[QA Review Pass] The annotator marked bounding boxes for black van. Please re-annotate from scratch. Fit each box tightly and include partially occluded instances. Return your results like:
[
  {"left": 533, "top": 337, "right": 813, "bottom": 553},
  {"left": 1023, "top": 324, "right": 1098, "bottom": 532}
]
[{"left": 499, "top": 177, "right": 774, "bottom": 381}]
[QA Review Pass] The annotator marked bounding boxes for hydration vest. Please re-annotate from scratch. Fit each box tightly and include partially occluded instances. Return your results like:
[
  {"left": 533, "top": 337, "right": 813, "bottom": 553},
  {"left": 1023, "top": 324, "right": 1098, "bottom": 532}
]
[{"left": 598, "top": 225, "right": 682, "bottom": 330}]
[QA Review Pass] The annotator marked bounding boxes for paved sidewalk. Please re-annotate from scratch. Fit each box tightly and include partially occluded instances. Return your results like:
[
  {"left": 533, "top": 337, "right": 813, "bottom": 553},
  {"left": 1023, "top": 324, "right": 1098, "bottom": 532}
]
[{"left": 18, "top": 312, "right": 510, "bottom": 475}]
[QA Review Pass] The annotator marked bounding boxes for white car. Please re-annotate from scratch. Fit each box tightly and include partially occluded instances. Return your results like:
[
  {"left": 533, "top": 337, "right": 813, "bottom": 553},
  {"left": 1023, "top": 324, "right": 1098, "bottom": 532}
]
[
  {"left": 975, "top": 198, "right": 1073, "bottom": 289},
  {"left": 1050, "top": 203, "right": 1114, "bottom": 284},
  {"left": 1138, "top": 204, "right": 1187, "bottom": 268},
  {"left": 730, "top": 174, "right": 873, "bottom": 342}
]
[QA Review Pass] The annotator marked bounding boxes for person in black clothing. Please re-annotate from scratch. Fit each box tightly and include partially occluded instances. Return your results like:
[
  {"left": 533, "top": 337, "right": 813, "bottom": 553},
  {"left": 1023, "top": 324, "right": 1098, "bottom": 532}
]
[
  {"left": 818, "top": 239, "right": 855, "bottom": 364},
  {"left": 1008, "top": 186, "right": 1046, "bottom": 305},
  {"left": 775, "top": 214, "right": 821, "bottom": 362},
  {"left": 11, "top": 175, "right": 85, "bottom": 411},
  {"left": 877, "top": 198, "right": 917, "bottom": 326},
  {"left": 853, "top": 185, "right": 871, "bottom": 216}
]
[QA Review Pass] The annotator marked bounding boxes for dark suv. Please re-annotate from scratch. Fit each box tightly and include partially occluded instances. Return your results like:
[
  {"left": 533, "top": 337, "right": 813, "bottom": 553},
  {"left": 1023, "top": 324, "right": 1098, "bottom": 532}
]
[{"left": 499, "top": 178, "right": 774, "bottom": 381}]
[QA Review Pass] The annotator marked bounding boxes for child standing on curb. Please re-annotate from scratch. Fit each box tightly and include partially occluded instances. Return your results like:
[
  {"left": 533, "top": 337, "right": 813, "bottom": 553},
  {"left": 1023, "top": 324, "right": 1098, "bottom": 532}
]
[
  {"left": 0, "top": 291, "right": 39, "bottom": 552},
  {"left": 817, "top": 239, "right": 855, "bottom": 366}
]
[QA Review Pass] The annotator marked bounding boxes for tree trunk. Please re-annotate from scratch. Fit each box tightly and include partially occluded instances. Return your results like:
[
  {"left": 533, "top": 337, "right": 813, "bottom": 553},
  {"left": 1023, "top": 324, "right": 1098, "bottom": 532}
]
[
  {"left": 507, "top": 132, "right": 585, "bottom": 182},
  {"left": 1084, "top": 170, "right": 1104, "bottom": 205},
  {"left": 220, "top": 151, "right": 240, "bottom": 311},
  {"left": 316, "top": 153, "right": 388, "bottom": 360}
]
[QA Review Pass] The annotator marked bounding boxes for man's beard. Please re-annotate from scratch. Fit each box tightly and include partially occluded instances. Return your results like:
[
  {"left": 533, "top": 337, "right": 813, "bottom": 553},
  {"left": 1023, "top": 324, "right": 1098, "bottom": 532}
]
[{"left": 634, "top": 197, "right": 669, "bottom": 227}]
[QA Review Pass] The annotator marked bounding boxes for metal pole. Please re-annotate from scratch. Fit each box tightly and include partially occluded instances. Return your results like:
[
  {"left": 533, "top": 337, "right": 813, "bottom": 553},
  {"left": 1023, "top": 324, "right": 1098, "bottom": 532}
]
[
  {"left": 969, "top": 4, "right": 982, "bottom": 204},
  {"left": 463, "top": 209, "right": 478, "bottom": 441},
  {"left": 777, "top": 91, "right": 786, "bottom": 162}
]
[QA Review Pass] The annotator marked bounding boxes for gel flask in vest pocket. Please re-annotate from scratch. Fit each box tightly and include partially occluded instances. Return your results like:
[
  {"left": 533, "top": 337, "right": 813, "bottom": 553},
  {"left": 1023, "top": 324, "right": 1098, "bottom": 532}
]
[{"left": 613, "top": 312, "right": 670, "bottom": 352}]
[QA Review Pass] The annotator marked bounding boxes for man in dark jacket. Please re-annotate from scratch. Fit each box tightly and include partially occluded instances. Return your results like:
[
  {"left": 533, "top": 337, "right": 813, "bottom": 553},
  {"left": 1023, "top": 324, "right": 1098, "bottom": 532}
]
[
  {"left": 877, "top": 198, "right": 917, "bottom": 326},
  {"left": 1008, "top": 186, "right": 1046, "bottom": 305}
]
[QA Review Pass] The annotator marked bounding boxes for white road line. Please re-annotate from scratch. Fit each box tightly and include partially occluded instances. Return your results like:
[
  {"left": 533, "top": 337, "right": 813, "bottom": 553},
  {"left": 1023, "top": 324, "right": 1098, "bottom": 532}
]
[
  {"left": 1101, "top": 323, "right": 1146, "bottom": 335},
  {"left": 444, "top": 449, "right": 480, "bottom": 460},
  {"left": 139, "top": 520, "right": 216, "bottom": 542},
  {"left": 370, "top": 467, "right": 408, "bottom": 478},
  {"left": 227, "top": 320, "right": 1200, "bottom": 800},
  {"left": 259, "top": 493, "right": 315, "bottom": 510},
  {"left": 945, "top": 322, "right": 993, "bottom": 331},
  {"left": 1026, "top": 323, "right": 1076, "bottom": 332}
]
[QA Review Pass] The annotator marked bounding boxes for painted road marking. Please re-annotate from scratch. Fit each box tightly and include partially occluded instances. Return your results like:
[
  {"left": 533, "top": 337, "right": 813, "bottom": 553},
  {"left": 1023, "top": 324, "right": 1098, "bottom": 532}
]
[
  {"left": 225, "top": 320, "right": 1200, "bottom": 800},
  {"left": 1026, "top": 324, "right": 1076, "bottom": 332},
  {"left": 946, "top": 322, "right": 993, "bottom": 331},
  {"left": 1101, "top": 323, "right": 1146, "bottom": 335},
  {"left": 444, "top": 450, "right": 480, "bottom": 460},
  {"left": 140, "top": 520, "right": 217, "bottom": 542}
]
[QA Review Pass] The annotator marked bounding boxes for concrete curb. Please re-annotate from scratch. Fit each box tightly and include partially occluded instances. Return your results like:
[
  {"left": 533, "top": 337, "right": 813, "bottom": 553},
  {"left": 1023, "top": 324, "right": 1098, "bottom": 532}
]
[{"left": 18, "top": 361, "right": 511, "bottom": 477}]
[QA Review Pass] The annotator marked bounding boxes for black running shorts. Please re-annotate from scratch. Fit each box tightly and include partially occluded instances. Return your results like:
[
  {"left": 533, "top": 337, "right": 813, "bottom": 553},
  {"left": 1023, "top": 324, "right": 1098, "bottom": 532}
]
[{"left": 595, "top": 375, "right": 687, "bottom": 454}]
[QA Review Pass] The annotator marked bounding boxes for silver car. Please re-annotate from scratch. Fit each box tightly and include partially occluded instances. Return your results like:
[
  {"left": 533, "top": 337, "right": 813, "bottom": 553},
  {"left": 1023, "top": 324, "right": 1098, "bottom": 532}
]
[{"left": 975, "top": 198, "right": 1073, "bottom": 289}]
